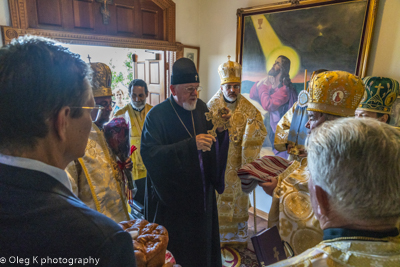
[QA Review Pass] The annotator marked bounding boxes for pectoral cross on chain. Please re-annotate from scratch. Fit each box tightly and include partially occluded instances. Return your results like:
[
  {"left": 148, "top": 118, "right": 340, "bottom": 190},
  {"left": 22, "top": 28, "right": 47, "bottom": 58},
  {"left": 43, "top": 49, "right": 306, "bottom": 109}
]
[
  {"left": 273, "top": 247, "right": 280, "bottom": 261},
  {"left": 195, "top": 75, "right": 198, "bottom": 81}
]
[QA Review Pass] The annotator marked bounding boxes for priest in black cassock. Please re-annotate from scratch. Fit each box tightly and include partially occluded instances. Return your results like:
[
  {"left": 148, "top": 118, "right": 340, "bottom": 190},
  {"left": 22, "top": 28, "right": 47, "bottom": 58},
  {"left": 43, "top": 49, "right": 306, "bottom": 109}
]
[{"left": 141, "top": 58, "right": 230, "bottom": 267}]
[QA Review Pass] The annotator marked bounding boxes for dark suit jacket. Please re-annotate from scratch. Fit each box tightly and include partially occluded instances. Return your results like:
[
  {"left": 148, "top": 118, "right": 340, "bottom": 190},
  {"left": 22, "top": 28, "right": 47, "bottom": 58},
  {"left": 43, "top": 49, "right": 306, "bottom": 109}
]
[{"left": 0, "top": 163, "right": 136, "bottom": 267}]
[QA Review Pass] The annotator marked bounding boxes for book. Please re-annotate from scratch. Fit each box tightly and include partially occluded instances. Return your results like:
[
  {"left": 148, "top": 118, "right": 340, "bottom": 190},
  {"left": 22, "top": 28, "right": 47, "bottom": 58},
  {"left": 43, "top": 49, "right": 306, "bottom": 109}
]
[
  {"left": 130, "top": 207, "right": 145, "bottom": 220},
  {"left": 251, "top": 226, "right": 289, "bottom": 266},
  {"left": 129, "top": 200, "right": 145, "bottom": 219},
  {"left": 131, "top": 199, "right": 144, "bottom": 213}
]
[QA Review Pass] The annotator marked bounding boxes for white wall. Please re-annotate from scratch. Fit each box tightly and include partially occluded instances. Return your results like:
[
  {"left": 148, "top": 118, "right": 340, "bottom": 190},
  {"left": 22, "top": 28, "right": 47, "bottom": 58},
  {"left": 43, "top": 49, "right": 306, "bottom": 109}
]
[
  {"left": 0, "top": 0, "right": 10, "bottom": 47},
  {"left": 198, "top": 0, "right": 274, "bottom": 101},
  {"left": 174, "top": 0, "right": 200, "bottom": 46},
  {"left": 367, "top": 0, "right": 400, "bottom": 81}
]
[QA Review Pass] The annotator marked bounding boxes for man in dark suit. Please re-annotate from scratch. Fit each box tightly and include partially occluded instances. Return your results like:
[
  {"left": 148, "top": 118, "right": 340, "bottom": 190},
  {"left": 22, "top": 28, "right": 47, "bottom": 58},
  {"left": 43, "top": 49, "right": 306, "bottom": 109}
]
[{"left": 0, "top": 36, "right": 136, "bottom": 266}]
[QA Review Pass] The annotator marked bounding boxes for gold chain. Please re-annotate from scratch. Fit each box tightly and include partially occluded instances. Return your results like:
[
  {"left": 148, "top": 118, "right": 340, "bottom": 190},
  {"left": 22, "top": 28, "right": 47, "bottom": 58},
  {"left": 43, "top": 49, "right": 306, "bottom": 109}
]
[{"left": 169, "top": 99, "right": 196, "bottom": 138}]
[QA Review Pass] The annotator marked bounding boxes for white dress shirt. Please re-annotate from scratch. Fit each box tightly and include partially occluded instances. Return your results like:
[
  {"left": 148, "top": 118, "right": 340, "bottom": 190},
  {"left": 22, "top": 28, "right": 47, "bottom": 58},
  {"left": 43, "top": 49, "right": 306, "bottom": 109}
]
[{"left": 0, "top": 153, "right": 72, "bottom": 191}]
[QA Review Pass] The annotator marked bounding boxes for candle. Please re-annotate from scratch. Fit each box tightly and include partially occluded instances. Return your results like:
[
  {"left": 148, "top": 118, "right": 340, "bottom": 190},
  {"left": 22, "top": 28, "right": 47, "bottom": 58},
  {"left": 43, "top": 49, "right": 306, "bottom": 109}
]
[{"left": 304, "top": 69, "right": 308, "bottom": 91}]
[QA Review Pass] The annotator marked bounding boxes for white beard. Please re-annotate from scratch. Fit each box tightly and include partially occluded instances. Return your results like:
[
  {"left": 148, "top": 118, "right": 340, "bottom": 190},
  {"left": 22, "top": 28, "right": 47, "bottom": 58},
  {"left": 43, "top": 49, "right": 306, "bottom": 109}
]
[
  {"left": 130, "top": 99, "right": 145, "bottom": 111},
  {"left": 223, "top": 92, "right": 238, "bottom": 102},
  {"left": 224, "top": 95, "right": 237, "bottom": 102},
  {"left": 183, "top": 99, "right": 197, "bottom": 111}
]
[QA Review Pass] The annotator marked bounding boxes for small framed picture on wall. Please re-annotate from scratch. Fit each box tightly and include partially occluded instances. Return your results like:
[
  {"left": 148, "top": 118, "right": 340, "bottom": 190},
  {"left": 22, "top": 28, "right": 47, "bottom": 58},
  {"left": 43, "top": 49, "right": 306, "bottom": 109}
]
[{"left": 183, "top": 45, "right": 200, "bottom": 72}]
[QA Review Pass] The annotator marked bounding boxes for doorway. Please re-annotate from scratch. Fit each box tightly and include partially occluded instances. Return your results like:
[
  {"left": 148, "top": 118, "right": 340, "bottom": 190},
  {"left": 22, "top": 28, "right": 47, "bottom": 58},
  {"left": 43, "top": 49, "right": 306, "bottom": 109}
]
[{"left": 64, "top": 44, "right": 170, "bottom": 108}]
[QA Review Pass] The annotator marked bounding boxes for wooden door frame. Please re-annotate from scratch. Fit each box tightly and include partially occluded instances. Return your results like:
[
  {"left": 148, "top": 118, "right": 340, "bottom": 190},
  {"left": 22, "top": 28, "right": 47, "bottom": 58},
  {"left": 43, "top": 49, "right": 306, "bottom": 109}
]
[
  {"left": 2, "top": 0, "right": 186, "bottom": 101},
  {"left": 4, "top": 0, "right": 178, "bottom": 50}
]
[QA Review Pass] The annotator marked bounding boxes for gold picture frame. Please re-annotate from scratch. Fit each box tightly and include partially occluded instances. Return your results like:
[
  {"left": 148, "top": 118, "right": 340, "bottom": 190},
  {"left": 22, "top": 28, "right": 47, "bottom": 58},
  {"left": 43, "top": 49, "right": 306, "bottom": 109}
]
[
  {"left": 236, "top": 0, "right": 378, "bottom": 78},
  {"left": 235, "top": 0, "right": 378, "bottom": 158}
]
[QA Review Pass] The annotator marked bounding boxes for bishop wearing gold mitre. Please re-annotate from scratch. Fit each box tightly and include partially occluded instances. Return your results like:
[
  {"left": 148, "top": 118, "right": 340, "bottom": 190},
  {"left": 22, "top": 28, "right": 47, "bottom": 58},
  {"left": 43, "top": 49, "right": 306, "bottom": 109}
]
[
  {"left": 207, "top": 56, "right": 267, "bottom": 248},
  {"left": 66, "top": 63, "right": 132, "bottom": 223},
  {"left": 261, "top": 71, "right": 365, "bottom": 255}
]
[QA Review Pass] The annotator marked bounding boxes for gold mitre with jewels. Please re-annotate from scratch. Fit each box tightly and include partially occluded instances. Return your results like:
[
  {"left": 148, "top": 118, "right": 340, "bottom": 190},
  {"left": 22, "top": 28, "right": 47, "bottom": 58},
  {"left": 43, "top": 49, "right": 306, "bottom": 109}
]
[
  {"left": 218, "top": 56, "right": 242, "bottom": 85},
  {"left": 90, "top": 62, "right": 113, "bottom": 97},
  {"left": 307, "top": 70, "right": 365, "bottom": 117},
  {"left": 358, "top": 76, "right": 399, "bottom": 114}
]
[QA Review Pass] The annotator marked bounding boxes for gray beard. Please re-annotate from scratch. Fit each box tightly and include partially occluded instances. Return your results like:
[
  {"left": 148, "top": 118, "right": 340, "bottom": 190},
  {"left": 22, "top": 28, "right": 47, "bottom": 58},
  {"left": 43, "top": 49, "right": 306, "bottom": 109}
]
[
  {"left": 130, "top": 100, "right": 145, "bottom": 111},
  {"left": 183, "top": 99, "right": 197, "bottom": 111},
  {"left": 224, "top": 93, "right": 238, "bottom": 102}
]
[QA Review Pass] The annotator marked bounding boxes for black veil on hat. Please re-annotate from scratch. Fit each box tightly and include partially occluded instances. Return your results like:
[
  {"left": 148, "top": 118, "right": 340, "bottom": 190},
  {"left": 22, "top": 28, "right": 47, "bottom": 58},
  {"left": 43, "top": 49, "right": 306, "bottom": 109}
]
[{"left": 171, "top": 58, "right": 199, "bottom": 85}]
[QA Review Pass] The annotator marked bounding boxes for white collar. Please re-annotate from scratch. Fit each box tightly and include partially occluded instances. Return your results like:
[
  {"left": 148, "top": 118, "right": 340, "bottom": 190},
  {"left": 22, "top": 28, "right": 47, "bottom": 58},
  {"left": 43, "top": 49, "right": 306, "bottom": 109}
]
[
  {"left": 130, "top": 102, "right": 145, "bottom": 112},
  {"left": 0, "top": 153, "right": 72, "bottom": 191}
]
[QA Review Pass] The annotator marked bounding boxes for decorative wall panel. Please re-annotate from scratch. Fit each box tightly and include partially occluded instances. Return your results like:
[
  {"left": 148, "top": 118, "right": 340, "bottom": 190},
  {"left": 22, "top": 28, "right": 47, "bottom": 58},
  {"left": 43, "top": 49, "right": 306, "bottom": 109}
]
[
  {"left": 37, "top": 0, "right": 62, "bottom": 26},
  {"left": 137, "top": 62, "right": 145, "bottom": 80},
  {"left": 73, "top": 0, "right": 95, "bottom": 29},
  {"left": 6, "top": 0, "right": 177, "bottom": 49},
  {"left": 149, "top": 61, "right": 159, "bottom": 84},
  {"left": 116, "top": 5, "right": 135, "bottom": 34}
]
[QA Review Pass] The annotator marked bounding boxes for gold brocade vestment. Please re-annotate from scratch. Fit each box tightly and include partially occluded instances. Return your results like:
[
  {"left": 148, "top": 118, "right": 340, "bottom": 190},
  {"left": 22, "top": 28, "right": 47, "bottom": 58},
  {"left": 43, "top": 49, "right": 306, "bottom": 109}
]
[
  {"left": 268, "top": 158, "right": 323, "bottom": 255},
  {"left": 268, "top": 236, "right": 400, "bottom": 267},
  {"left": 207, "top": 91, "right": 267, "bottom": 247},
  {"left": 114, "top": 103, "right": 152, "bottom": 180},
  {"left": 66, "top": 123, "right": 130, "bottom": 223},
  {"left": 274, "top": 102, "right": 296, "bottom": 153}
]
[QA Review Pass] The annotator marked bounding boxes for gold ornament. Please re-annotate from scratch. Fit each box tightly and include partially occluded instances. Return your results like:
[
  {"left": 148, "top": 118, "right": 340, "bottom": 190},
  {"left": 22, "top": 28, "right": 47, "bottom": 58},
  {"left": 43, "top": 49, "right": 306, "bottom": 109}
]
[
  {"left": 218, "top": 56, "right": 242, "bottom": 85},
  {"left": 205, "top": 107, "right": 231, "bottom": 138},
  {"left": 90, "top": 62, "right": 113, "bottom": 97},
  {"left": 307, "top": 71, "right": 365, "bottom": 117}
]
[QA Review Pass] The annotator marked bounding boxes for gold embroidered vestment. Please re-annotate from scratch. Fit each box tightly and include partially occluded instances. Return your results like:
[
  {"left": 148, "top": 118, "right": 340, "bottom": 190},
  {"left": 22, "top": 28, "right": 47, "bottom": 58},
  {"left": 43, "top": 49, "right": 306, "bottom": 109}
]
[
  {"left": 66, "top": 123, "right": 130, "bottom": 223},
  {"left": 207, "top": 90, "right": 267, "bottom": 246},
  {"left": 268, "top": 236, "right": 400, "bottom": 267},
  {"left": 274, "top": 102, "right": 296, "bottom": 152},
  {"left": 268, "top": 158, "right": 323, "bottom": 255}
]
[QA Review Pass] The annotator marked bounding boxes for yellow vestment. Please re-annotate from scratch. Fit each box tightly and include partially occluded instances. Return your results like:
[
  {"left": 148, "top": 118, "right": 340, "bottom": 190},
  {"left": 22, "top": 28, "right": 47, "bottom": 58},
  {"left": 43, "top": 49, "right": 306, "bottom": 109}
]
[
  {"left": 274, "top": 102, "right": 296, "bottom": 153},
  {"left": 268, "top": 158, "right": 323, "bottom": 255},
  {"left": 269, "top": 236, "right": 400, "bottom": 267},
  {"left": 207, "top": 91, "right": 267, "bottom": 247},
  {"left": 66, "top": 123, "right": 131, "bottom": 223},
  {"left": 114, "top": 103, "right": 152, "bottom": 181}
]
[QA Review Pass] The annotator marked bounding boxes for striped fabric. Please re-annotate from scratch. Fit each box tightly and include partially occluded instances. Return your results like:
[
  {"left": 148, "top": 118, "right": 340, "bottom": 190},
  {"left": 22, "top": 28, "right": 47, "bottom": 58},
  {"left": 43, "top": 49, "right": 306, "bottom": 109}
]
[{"left": 237, "top": 156, "right": 292, "bottom": 193}]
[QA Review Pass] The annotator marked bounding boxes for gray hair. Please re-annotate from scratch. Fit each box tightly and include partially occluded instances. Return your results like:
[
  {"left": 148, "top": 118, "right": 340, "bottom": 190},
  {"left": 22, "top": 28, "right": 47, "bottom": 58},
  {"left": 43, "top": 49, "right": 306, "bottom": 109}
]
[{"left": 306, "top": 117, "right": 400, "bottom": 221}]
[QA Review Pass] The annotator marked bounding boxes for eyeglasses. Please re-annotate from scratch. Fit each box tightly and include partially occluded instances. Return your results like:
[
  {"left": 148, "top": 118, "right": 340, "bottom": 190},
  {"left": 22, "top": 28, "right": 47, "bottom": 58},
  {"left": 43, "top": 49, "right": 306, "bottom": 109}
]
[
  {"left": 184, "top": 86, "right": 202, "bottom": 93},
  {"left": 70, "top": 105, "right": 104, "bottom": 121},
  {"left": 223, "top": 84, "right": 240, "bottom": 90},
  {"left": 98, "top": 101, "right": 116, "bottom": 108}
]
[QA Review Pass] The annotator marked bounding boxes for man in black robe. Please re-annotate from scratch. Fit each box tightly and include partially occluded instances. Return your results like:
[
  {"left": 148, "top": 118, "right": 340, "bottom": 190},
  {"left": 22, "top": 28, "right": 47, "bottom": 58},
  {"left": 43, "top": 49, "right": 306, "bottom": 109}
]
[{"left": 141, "top": 58, "right": 229, "bottom": 267}]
